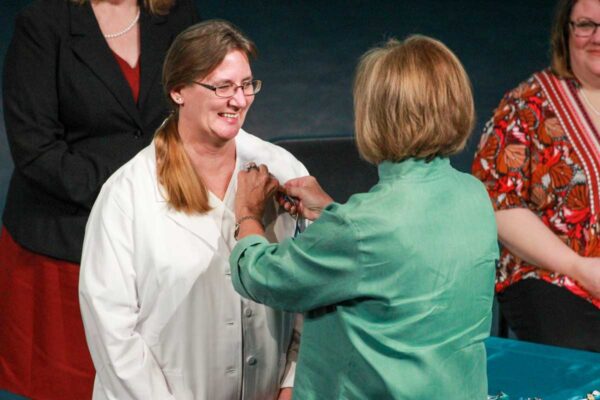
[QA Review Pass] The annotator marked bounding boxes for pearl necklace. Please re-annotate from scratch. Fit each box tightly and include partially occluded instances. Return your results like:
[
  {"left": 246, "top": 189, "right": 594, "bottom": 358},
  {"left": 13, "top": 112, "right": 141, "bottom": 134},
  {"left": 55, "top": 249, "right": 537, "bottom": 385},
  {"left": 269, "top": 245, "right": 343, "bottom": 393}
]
[
  {"left": 579, "top": 87, "right": 600, "bottom": 117},
  {"left": 103, "top": 8, "right": 140, "bottom": 39}
]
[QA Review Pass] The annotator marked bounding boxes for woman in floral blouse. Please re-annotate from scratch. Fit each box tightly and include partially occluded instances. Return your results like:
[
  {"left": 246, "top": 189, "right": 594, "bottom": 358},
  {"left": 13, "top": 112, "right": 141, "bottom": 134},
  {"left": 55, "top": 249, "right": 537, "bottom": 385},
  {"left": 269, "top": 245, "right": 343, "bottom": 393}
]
[{"left": 473, "top": 0, "right": 600, "bottom": 352}]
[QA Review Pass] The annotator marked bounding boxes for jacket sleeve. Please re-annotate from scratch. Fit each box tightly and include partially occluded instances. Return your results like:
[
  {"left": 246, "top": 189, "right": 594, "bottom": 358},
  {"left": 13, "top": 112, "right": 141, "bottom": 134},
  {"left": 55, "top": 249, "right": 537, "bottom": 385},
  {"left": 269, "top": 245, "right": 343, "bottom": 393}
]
[
  {"left": 79, "top": 186, "right": 174, "bottom": 400},
  {"left": 230, "top": 203, "right": 365, "bottom": 313},
  {"left": 3, "top": 9, "right": 118, "bottom": 210}
]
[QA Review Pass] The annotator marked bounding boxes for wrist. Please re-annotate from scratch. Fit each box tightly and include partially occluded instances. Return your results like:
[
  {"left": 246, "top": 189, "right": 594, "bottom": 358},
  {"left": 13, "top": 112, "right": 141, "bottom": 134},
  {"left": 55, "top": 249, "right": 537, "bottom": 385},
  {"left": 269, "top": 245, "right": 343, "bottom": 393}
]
[
  {"left": 236, "top": 206, "right": 260, "bottom": 219},
  {"left": 234, "top": 215, "right": 263, "bottom": 240},
  {"left": 570, "top": 255, "right": 585, "bottom": 282}
]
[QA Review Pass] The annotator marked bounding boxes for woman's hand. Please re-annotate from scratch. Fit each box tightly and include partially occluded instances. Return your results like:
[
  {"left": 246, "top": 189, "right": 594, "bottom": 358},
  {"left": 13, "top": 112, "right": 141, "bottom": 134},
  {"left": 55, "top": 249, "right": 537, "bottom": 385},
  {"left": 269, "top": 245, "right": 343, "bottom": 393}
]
[
  {"left": 496, "top": 208, "right": 600, "bottom": 300},
  {"left": 572, "top": 257, "right": 600, "bottom": 299},
  {"left": 280, "top": 176, "right": 333, "bottom": 221},
  {"left": 236, "top": 163, "right": 280, "bottom": 220}
]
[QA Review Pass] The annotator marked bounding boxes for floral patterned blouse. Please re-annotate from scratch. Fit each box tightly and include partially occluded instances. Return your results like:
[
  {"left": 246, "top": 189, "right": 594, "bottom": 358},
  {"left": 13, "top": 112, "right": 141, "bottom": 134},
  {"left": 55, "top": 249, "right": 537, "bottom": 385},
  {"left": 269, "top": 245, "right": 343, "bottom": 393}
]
[{"left": 472, "top": 69, "right": 600, "bottom": 308}]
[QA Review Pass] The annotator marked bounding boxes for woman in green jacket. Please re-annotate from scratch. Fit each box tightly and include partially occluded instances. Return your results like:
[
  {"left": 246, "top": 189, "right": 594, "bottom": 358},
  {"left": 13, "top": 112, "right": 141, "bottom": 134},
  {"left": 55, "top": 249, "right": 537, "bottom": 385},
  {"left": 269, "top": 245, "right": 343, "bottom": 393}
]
[{"left": 230, "top": 35, "right": 499, "bottom": 399}]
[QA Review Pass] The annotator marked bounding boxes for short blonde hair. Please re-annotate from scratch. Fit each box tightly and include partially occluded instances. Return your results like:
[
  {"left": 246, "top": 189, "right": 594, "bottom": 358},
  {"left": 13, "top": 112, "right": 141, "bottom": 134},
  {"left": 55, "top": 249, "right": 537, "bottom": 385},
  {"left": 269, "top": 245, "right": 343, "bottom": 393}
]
[
  {"left": 354, "top": 35, "right": 475, "bottom": 164},
  {"left": 550, "top": 0, "right": 577, "bottom": 78},
  {"left": 156, "top": 20, "right": 257, "bottom": 214},
  {"left": 70, "top": 0, "right": 175, "bottom": 15}
]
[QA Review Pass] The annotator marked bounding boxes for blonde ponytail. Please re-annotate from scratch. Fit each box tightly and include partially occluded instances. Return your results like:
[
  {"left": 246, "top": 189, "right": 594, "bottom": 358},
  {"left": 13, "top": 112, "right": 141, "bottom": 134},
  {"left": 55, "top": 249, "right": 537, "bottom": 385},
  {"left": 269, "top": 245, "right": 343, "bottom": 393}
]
[{"left": 154, "top": 114, "right": 210, "bottom": 214}]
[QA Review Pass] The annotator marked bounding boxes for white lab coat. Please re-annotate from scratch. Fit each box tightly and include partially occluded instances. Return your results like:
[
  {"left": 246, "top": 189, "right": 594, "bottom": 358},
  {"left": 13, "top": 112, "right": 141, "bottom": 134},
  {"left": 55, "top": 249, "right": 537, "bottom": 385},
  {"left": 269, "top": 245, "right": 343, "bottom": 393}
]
[{"left": 79, "top": 129, "right": 308, "bottom": 400}]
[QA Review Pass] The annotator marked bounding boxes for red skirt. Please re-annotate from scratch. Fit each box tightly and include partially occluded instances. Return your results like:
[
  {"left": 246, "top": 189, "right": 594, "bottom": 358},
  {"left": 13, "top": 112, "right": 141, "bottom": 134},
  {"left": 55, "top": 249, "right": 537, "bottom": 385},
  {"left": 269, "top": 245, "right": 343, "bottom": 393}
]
[{"left": 0, "top": 227, "right": 95, "bottom": 400}]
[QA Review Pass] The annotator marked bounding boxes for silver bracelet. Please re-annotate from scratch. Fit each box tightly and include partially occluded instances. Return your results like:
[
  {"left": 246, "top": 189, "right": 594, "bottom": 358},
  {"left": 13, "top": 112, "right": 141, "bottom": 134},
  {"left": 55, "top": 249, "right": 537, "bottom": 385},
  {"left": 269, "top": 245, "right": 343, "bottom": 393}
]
[{"left": 234, "top": 215, "right": 263, "bottom": 240}]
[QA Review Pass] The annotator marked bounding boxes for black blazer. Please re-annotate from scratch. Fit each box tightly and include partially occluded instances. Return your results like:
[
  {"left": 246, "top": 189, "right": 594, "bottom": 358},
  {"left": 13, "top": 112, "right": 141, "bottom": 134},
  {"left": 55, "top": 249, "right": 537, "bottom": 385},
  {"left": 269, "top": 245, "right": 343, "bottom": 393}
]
[{"left": 2, "top": 0, "right": 199, "bottom": 263}]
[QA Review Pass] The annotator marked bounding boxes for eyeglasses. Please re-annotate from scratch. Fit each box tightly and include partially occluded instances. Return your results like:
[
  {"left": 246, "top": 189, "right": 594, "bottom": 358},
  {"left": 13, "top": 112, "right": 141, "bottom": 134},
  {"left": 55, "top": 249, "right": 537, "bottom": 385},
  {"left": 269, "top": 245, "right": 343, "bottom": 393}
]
[
  {"left": 569, "top": 20, "right": 600, "bottom": 37},
  {"left": 194, "top": 80, "right": 262, "bottom": 98}
]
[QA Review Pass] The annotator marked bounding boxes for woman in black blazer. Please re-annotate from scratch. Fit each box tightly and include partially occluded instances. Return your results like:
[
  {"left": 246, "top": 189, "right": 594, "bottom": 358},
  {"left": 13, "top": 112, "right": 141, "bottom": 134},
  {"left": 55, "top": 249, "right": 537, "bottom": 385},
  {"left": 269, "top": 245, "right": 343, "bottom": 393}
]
[{"left": 0, "top": 0, "right": 198, "bottom": 398}]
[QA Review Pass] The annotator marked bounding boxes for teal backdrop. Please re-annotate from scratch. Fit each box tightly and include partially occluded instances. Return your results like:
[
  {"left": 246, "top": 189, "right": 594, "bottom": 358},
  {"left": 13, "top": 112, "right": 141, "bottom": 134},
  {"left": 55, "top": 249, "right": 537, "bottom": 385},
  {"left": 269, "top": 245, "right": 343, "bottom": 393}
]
[{"left": 0, "top": 0, "right": 553, "bottom": 216}]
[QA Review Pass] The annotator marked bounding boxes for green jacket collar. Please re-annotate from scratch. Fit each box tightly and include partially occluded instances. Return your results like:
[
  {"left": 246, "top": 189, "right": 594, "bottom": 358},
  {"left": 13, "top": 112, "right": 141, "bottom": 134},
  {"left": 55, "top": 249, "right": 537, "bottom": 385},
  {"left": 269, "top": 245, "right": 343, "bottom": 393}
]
[{"left": 377, "top": 157, "right": 451, "bottom": 181}]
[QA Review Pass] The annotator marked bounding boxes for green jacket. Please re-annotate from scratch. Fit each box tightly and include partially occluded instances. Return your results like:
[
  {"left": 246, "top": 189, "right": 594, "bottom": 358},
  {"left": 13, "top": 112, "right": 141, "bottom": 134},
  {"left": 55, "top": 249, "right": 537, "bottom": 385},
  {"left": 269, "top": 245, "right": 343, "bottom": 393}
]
[{"left": 231, "top": 157, "right": 499, "bottom": 399}]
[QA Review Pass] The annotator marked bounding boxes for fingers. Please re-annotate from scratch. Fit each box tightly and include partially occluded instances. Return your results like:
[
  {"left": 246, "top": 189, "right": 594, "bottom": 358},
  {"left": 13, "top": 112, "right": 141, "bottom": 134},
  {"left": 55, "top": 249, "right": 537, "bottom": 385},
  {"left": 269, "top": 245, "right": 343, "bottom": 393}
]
[
  {"left": 266, "top": 177, "right": 279, "bottom": 197},
  {"left": 239, "top": 163, "right": 280, "bottom": 192},
  {"left": 257, "top": 163, "right": 268, "bottom": 174},
  {"left": 244, "top": 161, "right": 259, "bottom": 172},
  {"left": 240, "top": 162, "right": 267, "bottom": 178},
  {"left": 276, "top": 191, "right": 300, "bottom": 217},
  {"left": 284, "top": 185, "right": 304, "bottom": 199},
  {"left": 235, "top": 164, "right": 281, "bottom": 220},
  {"left": 280, "top": 199, "right": 299, "bottom": 217},
  {"left": 243, "top": 163, "right": 270, "bottom": 177},
  {"left": 257, "top": 165, "right": 279, "bottom": 195},
  {"left": 284, "top": 176, "right": 313, "bottom": 189},
  {"left": 240, "top": 162, "right": 266, "bottom": 179}
]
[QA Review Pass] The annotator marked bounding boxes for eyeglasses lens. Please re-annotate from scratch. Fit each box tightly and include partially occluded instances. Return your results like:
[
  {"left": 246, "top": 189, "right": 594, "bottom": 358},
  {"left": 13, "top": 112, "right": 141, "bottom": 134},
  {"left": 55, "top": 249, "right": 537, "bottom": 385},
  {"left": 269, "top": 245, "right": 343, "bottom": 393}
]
[
  {"left": 573, "top": 22, "right": 597, "bottom": 37},
  {"left": 215, "top": 81, "right": 262, "bottom": 97}
]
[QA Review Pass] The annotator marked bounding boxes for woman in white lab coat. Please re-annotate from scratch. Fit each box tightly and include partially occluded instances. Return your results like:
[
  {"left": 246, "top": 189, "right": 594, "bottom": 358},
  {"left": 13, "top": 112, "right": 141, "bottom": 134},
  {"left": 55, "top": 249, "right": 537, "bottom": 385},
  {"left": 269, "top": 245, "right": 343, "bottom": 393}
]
[{"left": 79, "top": 20, "right": 307, "bottom": 400}]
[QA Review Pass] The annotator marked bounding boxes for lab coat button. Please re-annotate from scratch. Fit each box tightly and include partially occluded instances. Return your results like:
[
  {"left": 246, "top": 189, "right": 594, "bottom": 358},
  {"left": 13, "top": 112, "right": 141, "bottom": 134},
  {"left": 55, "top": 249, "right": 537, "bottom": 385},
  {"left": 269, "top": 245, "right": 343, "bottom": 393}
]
[
  {"left": 246, "top": 356, "right": 257, "bottom": 366},
  {"left": 244, "top": 308, "right": 253, "bottom": 317}
]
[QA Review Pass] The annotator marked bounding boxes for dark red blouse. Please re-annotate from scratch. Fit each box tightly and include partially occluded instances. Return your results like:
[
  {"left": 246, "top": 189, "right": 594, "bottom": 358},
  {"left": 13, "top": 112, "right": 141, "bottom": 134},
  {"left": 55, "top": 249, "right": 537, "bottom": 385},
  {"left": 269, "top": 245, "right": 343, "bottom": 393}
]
[{"left": 112, "top": 50, "right": 140, "bottom": 103}]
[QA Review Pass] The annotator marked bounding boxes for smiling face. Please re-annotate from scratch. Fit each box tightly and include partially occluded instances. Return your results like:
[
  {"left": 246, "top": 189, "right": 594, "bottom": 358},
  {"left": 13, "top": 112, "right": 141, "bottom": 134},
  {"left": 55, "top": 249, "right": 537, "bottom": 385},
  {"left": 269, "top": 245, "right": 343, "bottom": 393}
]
[
  {"left": 570, "top": 0, "right": 600, "bottom": 87},
  {"left": 171, "top": 50, "right": 255, "bottom": 147}
]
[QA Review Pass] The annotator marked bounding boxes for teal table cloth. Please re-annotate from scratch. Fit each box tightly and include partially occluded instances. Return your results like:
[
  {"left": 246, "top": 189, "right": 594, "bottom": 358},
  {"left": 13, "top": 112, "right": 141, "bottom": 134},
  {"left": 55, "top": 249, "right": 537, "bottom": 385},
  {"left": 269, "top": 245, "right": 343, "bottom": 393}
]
[{"left": 486, "top": 337, "right": 600, "bottom": 400}]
